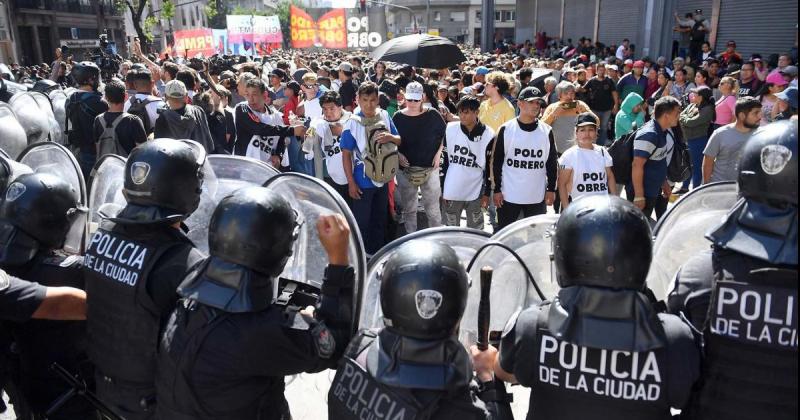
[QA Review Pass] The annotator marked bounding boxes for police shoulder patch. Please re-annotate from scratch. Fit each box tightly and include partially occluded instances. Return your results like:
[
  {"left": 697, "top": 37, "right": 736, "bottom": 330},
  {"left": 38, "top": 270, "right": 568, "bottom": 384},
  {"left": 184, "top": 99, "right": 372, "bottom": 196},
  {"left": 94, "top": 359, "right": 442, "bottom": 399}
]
[{"left": 312, "top": 322, "right": 336, "bottom": 359}]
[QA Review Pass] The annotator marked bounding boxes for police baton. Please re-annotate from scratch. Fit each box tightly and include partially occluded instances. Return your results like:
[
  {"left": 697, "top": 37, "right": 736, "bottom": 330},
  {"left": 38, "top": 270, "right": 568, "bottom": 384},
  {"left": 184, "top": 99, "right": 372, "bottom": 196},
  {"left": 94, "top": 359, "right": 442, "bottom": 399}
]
[
  {"left": 477, "top": 266, "right": 493, "bottom": 351},
  {"left": 47, "top": 362, "right": 125, "bottom": 420}
]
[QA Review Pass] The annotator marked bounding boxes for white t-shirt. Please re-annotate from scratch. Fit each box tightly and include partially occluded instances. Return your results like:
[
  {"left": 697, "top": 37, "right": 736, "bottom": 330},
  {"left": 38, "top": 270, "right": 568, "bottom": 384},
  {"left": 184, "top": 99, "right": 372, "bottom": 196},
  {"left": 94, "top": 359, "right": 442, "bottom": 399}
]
[
  {"left": 558, "top": 145, "right": 614, "bottom": 200},
  {"left": 123, "top": 93, "right": 164, "bottom": 129},
  {"left": 443, "top": 122, "right": 495, "bottom": 201},
  {"left": 309, "top": 113, "right": 350, "bottom": 185},
  {"left": 303, "top": 97, "right": 323, "bottom": 119},
  {"left": 244, "top": 105, "right": 285, "bottom": 167}
]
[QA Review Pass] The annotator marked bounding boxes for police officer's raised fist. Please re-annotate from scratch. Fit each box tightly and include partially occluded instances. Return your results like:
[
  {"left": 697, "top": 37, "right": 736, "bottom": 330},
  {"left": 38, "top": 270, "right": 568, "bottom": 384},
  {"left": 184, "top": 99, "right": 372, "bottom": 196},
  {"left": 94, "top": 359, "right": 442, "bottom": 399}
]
[{"left": 317, "top": 214, "right": 350, "bottom": 266}]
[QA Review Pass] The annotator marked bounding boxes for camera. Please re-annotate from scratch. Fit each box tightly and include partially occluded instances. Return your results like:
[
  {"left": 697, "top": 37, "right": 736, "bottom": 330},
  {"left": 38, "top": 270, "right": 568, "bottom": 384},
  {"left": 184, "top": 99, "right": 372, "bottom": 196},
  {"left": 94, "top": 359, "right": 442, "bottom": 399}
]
[
  {"left": 208, "top": 54, "right": 237, "bottom": 76},
  {"left": 90, "top": 33, "right": 122, "bottom": 82},
  {"left": 188, "top": 57, "right": 206, "bottom": 72}
]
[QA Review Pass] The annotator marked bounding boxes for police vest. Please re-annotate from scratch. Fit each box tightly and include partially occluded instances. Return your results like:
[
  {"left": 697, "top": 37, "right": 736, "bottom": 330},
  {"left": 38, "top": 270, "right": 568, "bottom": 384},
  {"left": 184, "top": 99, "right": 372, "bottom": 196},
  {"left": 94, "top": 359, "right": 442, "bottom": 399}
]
[
  {"left": 687, "top": 250, "right": 798, "bottom": 420},
  {"left": 5, "top": 253, "right": 93, "bottom": 416},
  {"left": 328, "top": 330, "right": 489, "bottom": 420},
  {"left": 155, "top": 299, "right": 294, "bottom": 420},
  {"left": 443, "top": 122, "right": 494, "bottom": 201},
  {"left": 500, "top": 119, "right": 552, "bottom": 205},
  {"left": 84, "top": 221, "right": 193, "bottom": 383},
  {"left": 520, "top": 304, "right": 679, "bottom": 420}
]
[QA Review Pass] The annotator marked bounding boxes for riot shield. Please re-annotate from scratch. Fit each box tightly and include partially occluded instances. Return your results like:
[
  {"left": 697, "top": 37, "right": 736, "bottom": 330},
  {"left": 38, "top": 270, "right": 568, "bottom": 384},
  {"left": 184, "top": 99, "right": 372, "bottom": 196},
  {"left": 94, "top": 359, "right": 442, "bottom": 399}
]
[
  {"left": 184, "top": 155, "right": 279, "bottom": 254},
  {"left": 17, "top": 142, "right": 89, "bottom": 254},
  {"left": 0, "top": 152, "right": 32, "bottom": 192},
  {"left": 8, "top": 92, "right": 54, "bottom": 144},
  {"left": 359, "top": 227, "right": 491, "bottom": 332},
  {"left": 28, "top": 91, "right": 62, "bottom": 144},
  {"left": 0, "top": 103, "right": 28, "bottom": 159},
  {"left": 646, "top": 181, "right": 739, "bottom": 301},
  {"left": 461, "top": 214, "right": 560, "bottom": 346},
  {"left": 49, "top": 89, "right": 69, "bottom": 144},
  {"left": 87, "top": 154, "right": 127, "bottom": 235},
  {"left": 264, "top": 173, "right": 366, "bottom": 420}
]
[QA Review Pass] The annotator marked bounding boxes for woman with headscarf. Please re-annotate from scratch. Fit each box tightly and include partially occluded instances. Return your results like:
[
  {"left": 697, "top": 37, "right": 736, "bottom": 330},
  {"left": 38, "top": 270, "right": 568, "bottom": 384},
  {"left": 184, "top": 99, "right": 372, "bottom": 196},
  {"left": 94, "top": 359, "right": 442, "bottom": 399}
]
[{"left": 677, "top": 85, "right": 716, "bottom": 193}]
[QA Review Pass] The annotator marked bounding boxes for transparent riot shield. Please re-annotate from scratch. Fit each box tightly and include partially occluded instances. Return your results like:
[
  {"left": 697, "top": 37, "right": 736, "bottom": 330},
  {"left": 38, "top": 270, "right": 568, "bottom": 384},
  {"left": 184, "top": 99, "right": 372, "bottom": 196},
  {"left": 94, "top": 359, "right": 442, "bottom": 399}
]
[
  {"left": 9, "top": 92, "right": 53, "bottom": 144},
  {"left": 184, "top": 155, "right": 279, "bottom": 254},
  {"left": 88, "top": 154, "right": 127, "bottom": 235},
  {"left": 0, "top": 152, "right": 32, "bottom": 192},
  {"left": 17, "top": 142, "right": 88, "bottom": 254},
  {"left": 646, "top": 182, "right": 739, "bottom": 300},
  {"left": 359, "top": 227, "right": 491, "bottom": 332},
  {"left": 28, "top": 91, "right": 62, "bottom": 144},
  {"left": 49, "top": 89, "right": 69, "bottom": 144},
  {"left": 0, "top": 103, "right": 28, "bottom": 159}
]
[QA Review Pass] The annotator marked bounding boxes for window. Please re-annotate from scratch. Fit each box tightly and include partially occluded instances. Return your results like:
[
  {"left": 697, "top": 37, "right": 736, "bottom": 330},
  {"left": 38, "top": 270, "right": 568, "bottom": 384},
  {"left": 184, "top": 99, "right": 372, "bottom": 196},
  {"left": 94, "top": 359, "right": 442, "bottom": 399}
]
[
  {"left": 434, "top": 11, "right": 441, "bottom": 22},
  {"left": 181, "top": 9, "right": 186, "bottom": 26},
  {"left": 494, "top": 11, "right": 501, "bottom": 21},
  {"left": 475, "top": 11, "right": 481, "bottom": 23},
  {"left": 503, "top": 11, "right": 515, "bottom": 21},
  {"left": 450, "top": 11, "right": 465, "bottom": 22}
]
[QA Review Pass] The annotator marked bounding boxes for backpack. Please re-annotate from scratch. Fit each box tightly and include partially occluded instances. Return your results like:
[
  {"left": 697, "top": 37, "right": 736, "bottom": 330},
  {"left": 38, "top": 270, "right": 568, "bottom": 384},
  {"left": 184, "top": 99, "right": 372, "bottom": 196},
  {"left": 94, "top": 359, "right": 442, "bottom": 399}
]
[
  {"left": 355, "top": 115, "right": 398, "bottom": 184},
  {"left": 128, "top": 96, "right": 159, "bottom": 135},
  {"left": 667, "top": 129, "right": 692, "bottom": 183},
  {"left": 607, "top": 123, "right": 638, "bottom": 185},
  {"left": 96, "top": 113, "right": 128, "bottom": 158},
  {"left": 65, "top": 91, "right": 104, "bottom": 149}
]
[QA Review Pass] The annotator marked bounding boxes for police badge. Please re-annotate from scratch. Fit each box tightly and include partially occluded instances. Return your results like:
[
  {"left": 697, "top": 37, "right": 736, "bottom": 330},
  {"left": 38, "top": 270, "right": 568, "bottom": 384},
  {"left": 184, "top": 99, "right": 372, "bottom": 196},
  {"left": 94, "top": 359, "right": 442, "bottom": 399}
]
[
  {"left": 5, "top": 182, "right": 26, "bottom": 202},
  {"left": 415, "top": 289, "right": 443, "bottom": 319},
  {"left": 760, "top": 144, "right": 792, "bottom": 175},
  {"left": 130, "top": 162, "right": 151, "bottom": 185}
]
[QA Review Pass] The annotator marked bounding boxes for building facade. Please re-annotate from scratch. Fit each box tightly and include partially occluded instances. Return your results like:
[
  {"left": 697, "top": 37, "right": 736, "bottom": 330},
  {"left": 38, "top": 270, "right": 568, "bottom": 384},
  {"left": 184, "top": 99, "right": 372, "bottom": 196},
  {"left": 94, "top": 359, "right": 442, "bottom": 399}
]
[
  {"left": 3, "top": 0, "right": 126, "bottom": 65},
  {"left": 514, "top": 0, "right": 798, "bottom": 61},
  {"left": 385, "top": 0, "right": 517, "bottom": 46}
]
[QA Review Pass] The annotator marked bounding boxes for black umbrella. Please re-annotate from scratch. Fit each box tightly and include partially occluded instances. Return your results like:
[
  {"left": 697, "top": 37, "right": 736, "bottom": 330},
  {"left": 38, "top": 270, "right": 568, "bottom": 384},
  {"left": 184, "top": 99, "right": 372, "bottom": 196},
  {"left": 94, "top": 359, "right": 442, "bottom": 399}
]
[{"left": 370, "top": 34, "right": 466, "bottom": 69}]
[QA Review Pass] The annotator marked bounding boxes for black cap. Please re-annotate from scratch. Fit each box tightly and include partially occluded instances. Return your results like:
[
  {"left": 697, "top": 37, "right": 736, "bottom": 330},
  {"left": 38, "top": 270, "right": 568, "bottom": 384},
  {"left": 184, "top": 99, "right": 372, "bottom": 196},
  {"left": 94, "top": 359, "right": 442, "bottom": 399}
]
[
  {"left": 270, "top": 68, "right": 286, "bottom": 79},
  {"left": 518, "top": 86, "right": 545, "bottom": 104},
  {"left": 575, "top": 112, "right": 599, "bottom": 127}
]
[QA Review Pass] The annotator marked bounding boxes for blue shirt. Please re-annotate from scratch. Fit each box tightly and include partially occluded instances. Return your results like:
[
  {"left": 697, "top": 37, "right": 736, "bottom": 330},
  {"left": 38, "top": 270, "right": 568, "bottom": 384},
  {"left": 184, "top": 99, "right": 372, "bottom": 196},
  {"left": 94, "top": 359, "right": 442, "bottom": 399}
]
[
  {"left": 631, "top": 119, "right": 673, "bottom": 198},
  {"left": 340, "top": 111, "right": 399, "bottom": 189}
]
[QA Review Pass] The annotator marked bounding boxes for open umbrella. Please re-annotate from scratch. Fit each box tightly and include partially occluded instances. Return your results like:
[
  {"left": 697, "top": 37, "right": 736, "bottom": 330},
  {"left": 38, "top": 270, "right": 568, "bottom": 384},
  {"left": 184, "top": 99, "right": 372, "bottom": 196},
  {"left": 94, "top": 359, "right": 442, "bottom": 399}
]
[{"left": 370, "top": 34, "right": 466, "bottom": 69}]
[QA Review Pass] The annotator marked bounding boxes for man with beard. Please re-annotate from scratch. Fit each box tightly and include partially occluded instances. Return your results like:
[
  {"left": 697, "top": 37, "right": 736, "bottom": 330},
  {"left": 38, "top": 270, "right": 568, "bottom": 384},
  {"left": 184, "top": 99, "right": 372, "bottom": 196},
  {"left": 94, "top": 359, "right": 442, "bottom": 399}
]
[{"left": 702, "top": 97, "right": 763, "bottom": 183}]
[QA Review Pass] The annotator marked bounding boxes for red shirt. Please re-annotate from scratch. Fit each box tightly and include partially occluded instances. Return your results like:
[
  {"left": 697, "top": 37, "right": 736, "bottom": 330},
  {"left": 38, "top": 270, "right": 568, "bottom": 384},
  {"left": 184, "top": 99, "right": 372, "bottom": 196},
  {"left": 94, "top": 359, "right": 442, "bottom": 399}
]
[{"left": 282, "top": 95, "right": 299, "bottom": 125}]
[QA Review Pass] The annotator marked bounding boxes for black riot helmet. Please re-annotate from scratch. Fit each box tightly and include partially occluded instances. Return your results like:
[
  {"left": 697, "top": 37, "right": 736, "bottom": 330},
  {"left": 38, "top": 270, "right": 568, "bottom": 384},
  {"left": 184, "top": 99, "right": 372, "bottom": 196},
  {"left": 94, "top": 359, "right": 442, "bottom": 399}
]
[
  {"left": 0, "top": 173, "right": 81, "bottom": 265},
  {"left": 554, "top": 195, "right": 653, "bottom": 290},
  {"left": 70, "top": 61, "right": 100, "bottom": 88},
  {"left": 178, "top": 187, "right": 300, "bottom": 313},
  {"left": 0, "top": 153, "right": 32, "bottom": 194},
  {"left": 738, "top": 120, "right": 797, "bottom": 207},
  {"left": 120, "top": 138, "right": 206, "bottom": 223},
  {"left": 209, "top": 187, "right": 298, "bottom": 276},
  {"left": 708, "top": 119, "right": 798, "bottom": 265},
  {"left": 379, "top": 240, "right": 469, "bottom": 340}
]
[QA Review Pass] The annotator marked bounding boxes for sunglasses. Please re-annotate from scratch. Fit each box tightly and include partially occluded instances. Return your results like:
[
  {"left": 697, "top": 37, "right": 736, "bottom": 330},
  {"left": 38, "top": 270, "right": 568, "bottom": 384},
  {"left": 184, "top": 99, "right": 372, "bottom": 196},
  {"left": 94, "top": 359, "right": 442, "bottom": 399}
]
[
  {"left": 406, "top": 99, "right": 422, "bottom": 102},
  {"left": 302, "top": 84, "right": 317, "bottom": 89}
]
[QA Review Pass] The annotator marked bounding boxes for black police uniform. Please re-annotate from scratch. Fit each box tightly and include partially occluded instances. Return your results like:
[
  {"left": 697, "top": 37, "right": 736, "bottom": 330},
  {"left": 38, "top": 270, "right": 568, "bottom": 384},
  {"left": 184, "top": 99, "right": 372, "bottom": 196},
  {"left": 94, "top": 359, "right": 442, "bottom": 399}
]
[
  {"left": 84, "top": 138, "right": 207, "bottom": 420},
  {"left": 498, "top": 195, "right": 700, "bottom": 420},
  {"left": 0, "top": 172, "right": 94, "bottom": 419},
  {"left": 669, "top": 120, "right": 798, "bottom": 420},
  {"left": 155, "top": 187, "right": 356, "bottom": 419},
  {"left": 329, "top": 240, "right": 512, "bottom": 420},
  {"left": 0, "top": 271, "right": 46, "bottom": 322}
]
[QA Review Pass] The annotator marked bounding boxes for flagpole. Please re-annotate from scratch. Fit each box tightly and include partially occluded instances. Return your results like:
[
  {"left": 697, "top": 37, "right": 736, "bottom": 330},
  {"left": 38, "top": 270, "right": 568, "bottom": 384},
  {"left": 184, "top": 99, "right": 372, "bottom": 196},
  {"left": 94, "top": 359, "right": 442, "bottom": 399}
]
[{"left": 251, "top": 14, "right": 256, "bottom": 60}]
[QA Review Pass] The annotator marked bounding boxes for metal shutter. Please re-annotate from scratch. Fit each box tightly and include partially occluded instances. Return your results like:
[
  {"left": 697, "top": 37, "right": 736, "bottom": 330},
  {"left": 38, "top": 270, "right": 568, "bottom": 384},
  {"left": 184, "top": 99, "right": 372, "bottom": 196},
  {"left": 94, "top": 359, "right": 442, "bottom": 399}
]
[
  {"left": 676, "top": 0, "right": 713, "bottom": 19},
  {"left": 597, "top": 0, "right": 643, "bottom": 48},
  {"left": 563, "top": 0, "right": 596, "bottom": 43},
  {"left": 714, "top": 0, "right": 798, "bottom": 59},
  {"left": 537, "top": 0, "right": 562, "bottom": 38}
]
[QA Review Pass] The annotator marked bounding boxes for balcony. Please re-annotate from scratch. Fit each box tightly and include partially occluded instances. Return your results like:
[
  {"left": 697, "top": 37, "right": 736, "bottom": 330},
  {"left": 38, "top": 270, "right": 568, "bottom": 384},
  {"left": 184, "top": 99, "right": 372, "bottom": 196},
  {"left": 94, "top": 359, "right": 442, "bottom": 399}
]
[{"left": 15, "top": 0, "right": 123, "bottom": 16}]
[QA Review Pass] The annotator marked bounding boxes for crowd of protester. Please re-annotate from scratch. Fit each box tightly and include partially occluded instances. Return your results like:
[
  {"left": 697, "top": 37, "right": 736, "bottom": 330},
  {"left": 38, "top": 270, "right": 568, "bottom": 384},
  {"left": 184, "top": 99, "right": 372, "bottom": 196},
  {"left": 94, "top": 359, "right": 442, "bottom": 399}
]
[{"left": 1, "top": 10, "right": 798, "bottom": 255}]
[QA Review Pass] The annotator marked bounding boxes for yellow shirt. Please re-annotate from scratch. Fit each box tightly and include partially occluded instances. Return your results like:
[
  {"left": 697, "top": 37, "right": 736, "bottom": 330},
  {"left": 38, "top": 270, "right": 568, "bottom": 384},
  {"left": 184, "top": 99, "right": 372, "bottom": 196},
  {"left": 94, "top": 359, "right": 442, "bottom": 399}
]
[{"left": 478, "top": 98, "right": 516, "bottom": 134}]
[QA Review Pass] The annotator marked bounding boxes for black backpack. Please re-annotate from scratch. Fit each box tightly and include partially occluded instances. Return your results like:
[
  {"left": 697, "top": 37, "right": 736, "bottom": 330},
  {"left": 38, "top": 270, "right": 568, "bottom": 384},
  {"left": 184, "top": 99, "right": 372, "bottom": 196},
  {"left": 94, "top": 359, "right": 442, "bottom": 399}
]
[
  {"left": 667, "top": 128, "right": 692, "bottom": 183},
  {"left": 128, "top": 96, "right": 160, "bottom": 135},
  {"left": 607, "top": 123, "right": 638, "bottom": 185}
]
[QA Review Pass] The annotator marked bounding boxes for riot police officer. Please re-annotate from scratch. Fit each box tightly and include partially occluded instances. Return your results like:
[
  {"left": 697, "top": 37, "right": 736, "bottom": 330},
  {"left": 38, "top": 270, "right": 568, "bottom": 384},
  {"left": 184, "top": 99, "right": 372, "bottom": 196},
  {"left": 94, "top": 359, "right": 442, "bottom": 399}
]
[
  {"left": 85, "top": 138, "right": 207, "bottom": 420},
  {"left": 329, "top": 239, "right": 513, "bottom": 420},
  {"left": 669, "top": 119, "right": 798, "bottom": 420},
  {"left": 64, "top": 61, "right": 108, "bottom": 180},
  {"left": 0, "top": 172, "right": 95, "bottom": 419},
  {"left": 155, "top": 187, "right": 355, "bottom": 420},
  {"left": 474, "top": 195, "right": 701, "bottom": 420}
]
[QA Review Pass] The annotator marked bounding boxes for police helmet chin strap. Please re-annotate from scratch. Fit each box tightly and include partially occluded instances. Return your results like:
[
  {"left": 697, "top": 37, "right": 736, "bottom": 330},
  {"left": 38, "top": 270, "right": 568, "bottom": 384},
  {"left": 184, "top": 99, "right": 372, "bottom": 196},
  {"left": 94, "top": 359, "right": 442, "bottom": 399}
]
[{"left": 466, "top": 241, "right": 547, "bottom": 301}]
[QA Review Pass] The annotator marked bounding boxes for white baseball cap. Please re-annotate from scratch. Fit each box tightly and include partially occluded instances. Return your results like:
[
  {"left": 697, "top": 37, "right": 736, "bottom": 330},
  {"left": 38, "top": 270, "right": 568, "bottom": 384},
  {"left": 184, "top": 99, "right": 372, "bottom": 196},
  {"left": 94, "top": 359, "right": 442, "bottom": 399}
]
[
  {"left": 405, "top": 82, "right": 424, "bottom": 101},
  {"left": 165, "top": 80, "right": 187, "bottom": 99}
]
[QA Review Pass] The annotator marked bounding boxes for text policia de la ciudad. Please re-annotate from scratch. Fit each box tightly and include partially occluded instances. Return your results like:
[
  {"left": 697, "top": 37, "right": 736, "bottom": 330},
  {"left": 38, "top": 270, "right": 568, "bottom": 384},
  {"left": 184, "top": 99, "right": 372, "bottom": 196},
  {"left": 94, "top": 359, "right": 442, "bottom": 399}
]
[
  {"left": 712, "top": 282, "right": 798, "bottom": 348},
  {"left": 85, "top": 232, "right": 148, "bottom": 286}
]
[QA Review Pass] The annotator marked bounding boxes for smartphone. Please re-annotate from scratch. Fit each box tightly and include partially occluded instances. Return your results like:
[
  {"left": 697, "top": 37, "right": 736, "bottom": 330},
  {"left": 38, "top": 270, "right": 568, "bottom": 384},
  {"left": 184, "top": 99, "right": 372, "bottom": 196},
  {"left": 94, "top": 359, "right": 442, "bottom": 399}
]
[{"left": 562, "top": 101, "right": 577, "bottom": 109}]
